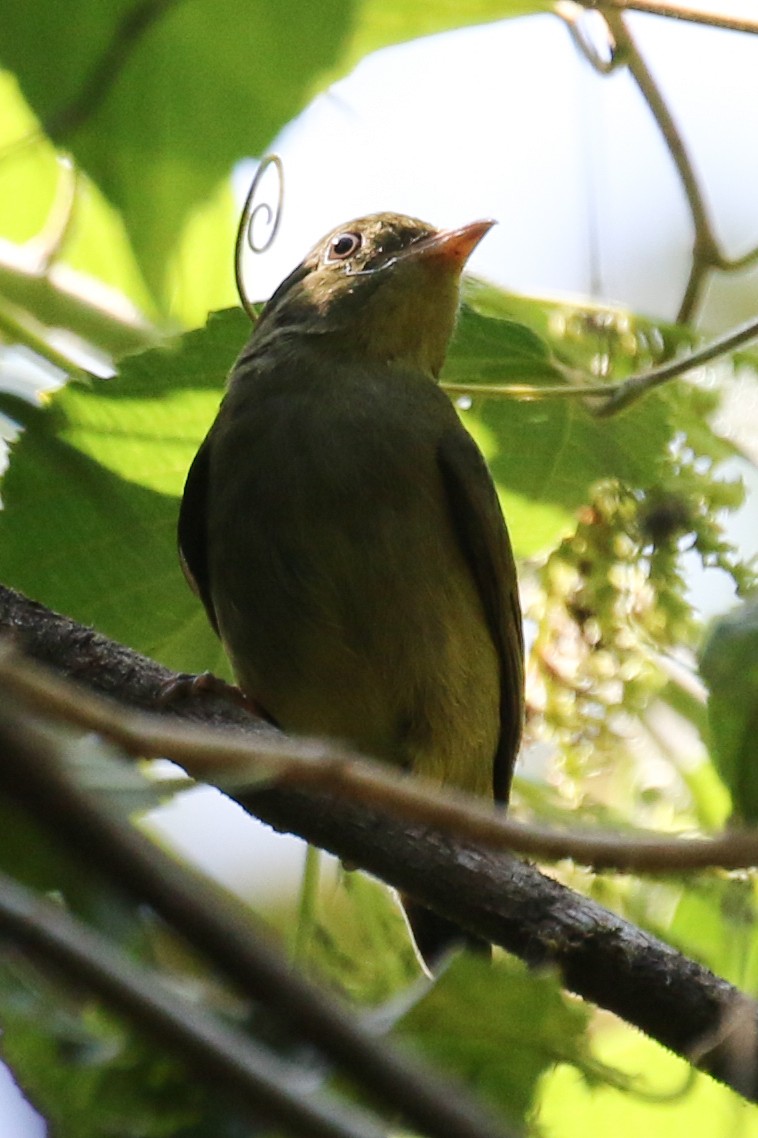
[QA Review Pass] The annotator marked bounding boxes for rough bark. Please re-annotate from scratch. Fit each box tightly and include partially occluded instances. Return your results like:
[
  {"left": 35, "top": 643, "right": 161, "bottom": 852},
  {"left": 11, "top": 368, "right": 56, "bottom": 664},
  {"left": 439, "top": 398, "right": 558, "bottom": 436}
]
[{"left": 0, "top": 582, "right": 756, "bottom": 1101}]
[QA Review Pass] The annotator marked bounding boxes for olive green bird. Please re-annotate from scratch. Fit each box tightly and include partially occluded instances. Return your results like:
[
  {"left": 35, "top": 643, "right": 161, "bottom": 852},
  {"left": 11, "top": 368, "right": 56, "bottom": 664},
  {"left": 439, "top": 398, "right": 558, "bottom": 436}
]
[{"left": 178, "top": 212, "right": 524, "bottom": 968}]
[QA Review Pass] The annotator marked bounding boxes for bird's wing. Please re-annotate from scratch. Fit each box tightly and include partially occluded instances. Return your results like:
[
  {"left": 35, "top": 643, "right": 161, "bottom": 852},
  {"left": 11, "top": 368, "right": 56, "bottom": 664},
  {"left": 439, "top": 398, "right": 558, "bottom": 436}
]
[
  {"left": 177, "top": 432, "right": 219, "bottom": 635},
  {"left": 437, "top": 426, "right": 524, "bottom": 802}
]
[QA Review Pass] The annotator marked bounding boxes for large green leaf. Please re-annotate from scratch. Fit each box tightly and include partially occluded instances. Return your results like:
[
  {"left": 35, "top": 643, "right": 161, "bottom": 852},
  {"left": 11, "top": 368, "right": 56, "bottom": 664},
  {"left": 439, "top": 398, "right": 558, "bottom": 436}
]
[
  {"left": 700, "top": 598, "right": 758, "bottom": 824},
  {"left": 0, "top": 309, "right": 247, "bottom": 672},
  {"left": 400, "top": 953, "right": 589, "bottom": 1126},
  {"left": 0, "top": 0, "right": 358, "bottom": 299},
  {"left": 344, "top": 0, "right": 546, "bottom": 66},
  {"left": 0, "top": 1, "right": 549, "bottom": 305},
  {"left": 0, "top": 0, "right": 548, "bottom": 307}
]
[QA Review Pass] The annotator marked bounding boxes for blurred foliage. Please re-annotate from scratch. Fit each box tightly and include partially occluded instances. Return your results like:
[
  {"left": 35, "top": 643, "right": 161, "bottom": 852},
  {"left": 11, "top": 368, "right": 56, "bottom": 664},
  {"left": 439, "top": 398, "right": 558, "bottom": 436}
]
[
  {"left": 398, "top": 953, "right": 591, "bottom": 1126},
  {"left": 0, "top": 1, "right": 758, "bottom": 1135},
  {"left": 0, "top": 0, "right": 541, "bottom": 312},
  {"left": 0, "top": 969, "right": 208, "bottom": 1138},
  {"left": 700, "top": 598, "right": 758, "bottom": 823},
  {"left": 539, "top": 1021, "right": 758, "bottom": 1136}
]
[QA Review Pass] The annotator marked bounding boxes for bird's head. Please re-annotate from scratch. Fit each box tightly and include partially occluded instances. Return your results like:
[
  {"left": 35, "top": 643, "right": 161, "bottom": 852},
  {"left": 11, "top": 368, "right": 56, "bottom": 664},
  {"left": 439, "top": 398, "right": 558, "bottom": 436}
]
[{"left": 254, "top": 213, "right": 494, "bottom": 378}]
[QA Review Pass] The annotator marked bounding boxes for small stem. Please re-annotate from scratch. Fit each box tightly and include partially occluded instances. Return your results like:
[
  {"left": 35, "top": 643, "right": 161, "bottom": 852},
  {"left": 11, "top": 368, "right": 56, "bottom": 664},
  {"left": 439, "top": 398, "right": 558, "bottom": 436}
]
[
  {"left": 0, "top": 302, "right": 83, "bottom": 376},
  {"left": 444, "top": 379, "right": 617, "bottom": 401},
  {"left": 573, "top": 0, "right": 758, "bottom": 35},
  {"left": 443, "top": 311, "right": 758, "bottom": 414},
  {"left": 293, "top": 844, "right": 322, "bottom": 964}
]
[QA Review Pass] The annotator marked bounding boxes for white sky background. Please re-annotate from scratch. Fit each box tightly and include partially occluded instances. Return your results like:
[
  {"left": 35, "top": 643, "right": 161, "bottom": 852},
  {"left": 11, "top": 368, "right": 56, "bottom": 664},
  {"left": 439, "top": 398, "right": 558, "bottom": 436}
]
[
  {"left": 242, "top": 5, "right": 758, "bottom": 328},
  {"left": 7, "top": 5, "right": 758, "bottom": 1133}
]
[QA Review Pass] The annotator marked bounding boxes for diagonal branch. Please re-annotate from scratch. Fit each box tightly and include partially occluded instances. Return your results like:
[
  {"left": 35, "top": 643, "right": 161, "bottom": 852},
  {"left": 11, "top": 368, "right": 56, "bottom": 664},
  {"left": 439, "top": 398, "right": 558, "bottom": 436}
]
[
  {"left": 558, "top": 3, "right": 758, "bottom": 323},
  {"left": 1, "top": 583, "right": 758, "bottom": 1100},
  {"left": 5, "top": 639, "right": 758, "bottom": 875},
  {"left": 601, "top": 8, "right": 717, "bottom": 321}
]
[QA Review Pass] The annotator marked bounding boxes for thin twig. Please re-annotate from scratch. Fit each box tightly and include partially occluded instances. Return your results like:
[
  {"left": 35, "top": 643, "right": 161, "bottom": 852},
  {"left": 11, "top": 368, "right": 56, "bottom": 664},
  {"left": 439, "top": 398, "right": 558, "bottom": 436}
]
[
  {"left": 0, "top": 869, "right": 387, "bottom": 1138},
  {"left": 602, "top": 9, "right": 718, "bottom": 321},
  {"left": 559, "top": 4, "right": 758, "bottom": 323},
  {"left": 593, "top": 309, "right": 758, "bottom": 413},
  {"left": 573, "top": 0, "right": 758, "bottom": 35},
  {"left": 445, "top": 310, "right": 758, "bottom": 413},
  {"left": 2, "top": 644, "right": 758, "bottom": 875}
]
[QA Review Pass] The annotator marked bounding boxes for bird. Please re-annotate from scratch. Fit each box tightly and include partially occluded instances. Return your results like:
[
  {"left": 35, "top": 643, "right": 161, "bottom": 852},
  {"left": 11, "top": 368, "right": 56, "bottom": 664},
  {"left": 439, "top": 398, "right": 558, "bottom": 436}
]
[{"left": 178, "top": 211, "right": 524, "bottom": 969}]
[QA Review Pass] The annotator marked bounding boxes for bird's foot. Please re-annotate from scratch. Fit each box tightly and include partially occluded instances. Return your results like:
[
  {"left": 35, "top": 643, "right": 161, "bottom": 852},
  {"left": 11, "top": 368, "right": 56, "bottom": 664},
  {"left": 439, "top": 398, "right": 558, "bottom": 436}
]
[{"left": 158, "top": 670, "right": 264, "bottom": 717}]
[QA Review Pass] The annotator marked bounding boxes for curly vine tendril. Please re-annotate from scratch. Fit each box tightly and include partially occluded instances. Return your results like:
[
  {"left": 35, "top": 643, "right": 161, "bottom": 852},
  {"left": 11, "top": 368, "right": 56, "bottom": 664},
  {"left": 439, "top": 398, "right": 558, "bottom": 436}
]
[{"left": 234, "top": 155, "right": 285, "bottom": 323}]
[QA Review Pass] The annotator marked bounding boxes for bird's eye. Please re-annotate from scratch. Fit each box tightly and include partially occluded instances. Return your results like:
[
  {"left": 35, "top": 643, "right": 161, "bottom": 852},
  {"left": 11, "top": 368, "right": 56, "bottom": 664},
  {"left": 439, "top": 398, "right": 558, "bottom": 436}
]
[{"left": 326, "top": 232, "right": 362, "bottom": 262}]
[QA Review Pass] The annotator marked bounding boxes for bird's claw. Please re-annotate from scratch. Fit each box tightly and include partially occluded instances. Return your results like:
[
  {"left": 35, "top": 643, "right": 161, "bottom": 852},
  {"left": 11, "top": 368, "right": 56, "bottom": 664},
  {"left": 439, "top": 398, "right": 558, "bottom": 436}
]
[{"left": 157, "top": 670, "right": 264, "bottom": 717}]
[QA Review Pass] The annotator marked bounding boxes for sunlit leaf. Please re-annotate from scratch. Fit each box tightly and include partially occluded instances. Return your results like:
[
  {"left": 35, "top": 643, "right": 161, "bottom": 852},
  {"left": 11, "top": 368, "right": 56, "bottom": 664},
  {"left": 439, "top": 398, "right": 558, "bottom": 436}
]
[
  {"left": 399, "top": 953, "right": 590, "bottom": 1125},
  {"left": 0, "top": 0, "right": 357, "bottom": 301}
]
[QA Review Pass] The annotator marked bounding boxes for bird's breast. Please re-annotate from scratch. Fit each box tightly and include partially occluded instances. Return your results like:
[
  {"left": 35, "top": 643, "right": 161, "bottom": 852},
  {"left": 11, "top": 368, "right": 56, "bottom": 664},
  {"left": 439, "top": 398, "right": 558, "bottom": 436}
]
[{"left": 206, "top": 353, "right": 500, "bottom": 792}]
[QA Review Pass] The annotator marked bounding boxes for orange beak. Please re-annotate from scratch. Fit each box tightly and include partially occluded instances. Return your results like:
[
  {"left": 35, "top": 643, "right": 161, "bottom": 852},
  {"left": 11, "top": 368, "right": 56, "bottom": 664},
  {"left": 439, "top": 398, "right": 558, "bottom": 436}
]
[{"left": 407, "top": 219, "right": 496, "bottom": 269}]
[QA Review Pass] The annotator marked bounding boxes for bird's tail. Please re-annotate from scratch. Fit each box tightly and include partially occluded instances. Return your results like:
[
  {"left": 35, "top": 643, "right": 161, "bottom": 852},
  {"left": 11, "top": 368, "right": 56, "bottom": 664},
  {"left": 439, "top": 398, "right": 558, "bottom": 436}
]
[{"left": 400, "top": 894, "right": 491, "bottom": 973}]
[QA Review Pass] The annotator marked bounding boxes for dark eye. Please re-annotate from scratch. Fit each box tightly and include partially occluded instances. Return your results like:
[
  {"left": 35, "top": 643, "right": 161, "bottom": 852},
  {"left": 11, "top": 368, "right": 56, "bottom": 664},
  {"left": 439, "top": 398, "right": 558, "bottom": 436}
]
[{"left": 326, "top": 231, "right": 362, "bottom": 262}]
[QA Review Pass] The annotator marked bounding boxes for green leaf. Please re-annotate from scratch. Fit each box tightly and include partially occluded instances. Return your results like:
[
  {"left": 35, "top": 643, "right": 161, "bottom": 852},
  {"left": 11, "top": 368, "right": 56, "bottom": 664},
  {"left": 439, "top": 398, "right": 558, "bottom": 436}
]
[
  {"left": 399, "top": 953, "right": 590, "bottom": 1125},
  {"left": 0, "top": 0, "right": 358, "bottom": 301},
  {"left": 447, "top": 301, "right": 679, "bottom": 556},
  {"left": 0, "top": 309, "right": 251, "bottom": 671},
  {"left": 0, "top": 965, "right": 225, "bottom": 1138},
  {"left": 344, "top": 0, "right": 547, "bottom": 66},
  {"left": 539, "top": 1020, "right": 758, "bottom": 1137},
  {"left": 699, "top": 598, "right": 758, "bottom": 824}
]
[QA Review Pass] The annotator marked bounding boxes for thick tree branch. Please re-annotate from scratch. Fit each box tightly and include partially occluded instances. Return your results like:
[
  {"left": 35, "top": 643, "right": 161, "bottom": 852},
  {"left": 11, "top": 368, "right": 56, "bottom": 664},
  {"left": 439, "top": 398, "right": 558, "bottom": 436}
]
[{"left": 1, "top": 584, "right": 757, "bottom": 1100}]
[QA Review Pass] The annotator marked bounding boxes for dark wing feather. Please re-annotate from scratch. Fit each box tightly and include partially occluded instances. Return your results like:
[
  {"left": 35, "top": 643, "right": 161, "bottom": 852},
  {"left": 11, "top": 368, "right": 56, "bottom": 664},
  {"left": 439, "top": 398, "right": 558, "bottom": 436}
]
[
  {"left": 437, "top": 427, "right": 524, "bottom": 803},
  {"left": 177, "top": 433, "right": 219, "bottom": 635}
]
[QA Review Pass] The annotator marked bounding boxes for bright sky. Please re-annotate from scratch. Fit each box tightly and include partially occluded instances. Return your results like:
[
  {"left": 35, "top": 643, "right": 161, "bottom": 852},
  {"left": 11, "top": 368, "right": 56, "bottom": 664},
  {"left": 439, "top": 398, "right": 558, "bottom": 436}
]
[{"left": 243, "top": 5, "right": 758, "bottom": 330}]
